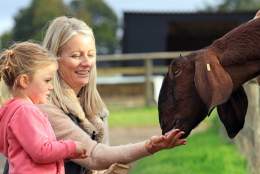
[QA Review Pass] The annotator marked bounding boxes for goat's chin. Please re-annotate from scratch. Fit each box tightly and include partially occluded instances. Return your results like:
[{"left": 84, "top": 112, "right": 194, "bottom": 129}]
[
  {"left": 175, "top": 127, "right": 192, "bottom": 138},
  {"left": 182, "top": 130, "right": 191, "bottom": 138},
  {"left": 162, "top": 125, "right": 192, "bottom": 138}
]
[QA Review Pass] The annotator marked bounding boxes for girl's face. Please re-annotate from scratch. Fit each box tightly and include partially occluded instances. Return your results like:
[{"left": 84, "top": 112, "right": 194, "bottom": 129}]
[
  {"left": 58, "top": 34, "right": 96, "bottom": 93},
  {"left": 25, "top": 64, "right": 57, "bottom": 104}
]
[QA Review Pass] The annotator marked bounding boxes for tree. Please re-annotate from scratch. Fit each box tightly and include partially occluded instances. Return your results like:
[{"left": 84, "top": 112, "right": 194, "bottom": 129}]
[
  {"left": 69, "top": 0, "right": 118, "bottom": 54},
  {"left": 13, "top": 0, "right": 67, "bottom": 42},
  {"left": 204, "top": 0, "right": 260, "bottom": 12},
  {"left": 1, "top": 0, "right": 118, "bottom": 53},
  {"left": 13, "top": 6, "right": 33, "bottom": 42},
  {"left": 0, "top": 31, "right": 13, "bottom": 48}
]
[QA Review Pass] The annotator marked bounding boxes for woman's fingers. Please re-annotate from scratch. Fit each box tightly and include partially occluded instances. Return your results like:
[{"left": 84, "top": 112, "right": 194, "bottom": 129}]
[
  {"left": 165, "top": 129, "right": 180, "bottom": 137},
  {"left": 164, "top": 129, "right": 186, "bottom": 147},
  {"left": 175, "top": 139, "right": 187, "bottom": 146},
  {"left": 165, "top": 129, "right": 184, "bottom": 140}
]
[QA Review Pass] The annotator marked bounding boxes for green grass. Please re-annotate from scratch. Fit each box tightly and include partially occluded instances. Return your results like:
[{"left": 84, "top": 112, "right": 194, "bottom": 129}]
[
  {"left": 108, "top": 106, "right": 247, "bottom": 174},
  {"left": 108, "top": 106, "right": 159, "bottom": 128},
  {"left": 130, "top": 117, "right": 247, "bottom": 174}
]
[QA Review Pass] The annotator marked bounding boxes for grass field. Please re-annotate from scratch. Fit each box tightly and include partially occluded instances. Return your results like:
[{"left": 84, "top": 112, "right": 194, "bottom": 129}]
[
  {"left": 108, "top": 106, "right": 158, "bottom": 128},
  {"left": 108, "top": 106, "right": 248, "bottom": 174}
]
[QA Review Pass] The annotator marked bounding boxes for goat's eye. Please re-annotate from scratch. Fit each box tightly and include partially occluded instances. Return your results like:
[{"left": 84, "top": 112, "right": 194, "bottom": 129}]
[{"left": 173, "top": 69, "right": 182, "bottom": 77}]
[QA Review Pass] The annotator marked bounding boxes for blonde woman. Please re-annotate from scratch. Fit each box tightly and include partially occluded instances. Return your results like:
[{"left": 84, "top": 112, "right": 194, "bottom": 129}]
[{"left": 3, "top": 16, "right": 186, "bottom": 174}]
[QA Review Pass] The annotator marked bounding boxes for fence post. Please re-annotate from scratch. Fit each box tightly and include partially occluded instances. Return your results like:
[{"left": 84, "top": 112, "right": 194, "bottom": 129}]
[
  {"left": 234, "top": 79, "right": 260, "bottom": 174},
  {"left": 145, "top": 59, "right": 153, "bottom": 106}
]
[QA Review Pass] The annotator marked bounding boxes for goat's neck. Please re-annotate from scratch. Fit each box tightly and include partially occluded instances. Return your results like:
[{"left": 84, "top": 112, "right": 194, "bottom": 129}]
[
  {"left": 207, "top": 19, "right": 260, "bottom": 88},
  {"left": 211, "top": 18, "right": 260, "bottom": 64},
  {"left": 213, "top": 44, "right": 260, "bottom": 89}
]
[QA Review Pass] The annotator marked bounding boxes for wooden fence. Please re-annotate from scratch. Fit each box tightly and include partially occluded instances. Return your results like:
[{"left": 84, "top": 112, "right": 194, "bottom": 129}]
[
  {"left": 234, "top": 79, "right": 260, "bottom": 174},
  {"left": 97, "top": 51, "right": 190, "bottom": 106}
]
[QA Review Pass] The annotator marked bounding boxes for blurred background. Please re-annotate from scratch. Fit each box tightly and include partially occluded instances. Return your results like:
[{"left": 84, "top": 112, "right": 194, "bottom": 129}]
[{"left": 1, "top": 0, "right": 260, "bottom": 174}]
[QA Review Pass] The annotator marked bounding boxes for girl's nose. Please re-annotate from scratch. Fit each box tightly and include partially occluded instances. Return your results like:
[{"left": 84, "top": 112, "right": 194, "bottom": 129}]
[{"left": 49, "top": 84, "right": 54, "bottom": 90}]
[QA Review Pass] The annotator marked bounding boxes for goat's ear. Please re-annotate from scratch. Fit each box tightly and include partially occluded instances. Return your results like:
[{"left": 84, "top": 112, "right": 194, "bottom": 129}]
[
  {"left": 257, "top": 76, "right": 260, "bottom": 85},
  {"left": 194, "top": 56, "right": 233, "bottom": 110},
  {"left": 254, "top": 10, "right": 260, "bottom": 19},
  {"left": 217, "top": 86, "right": 248, "bottom": 138}
]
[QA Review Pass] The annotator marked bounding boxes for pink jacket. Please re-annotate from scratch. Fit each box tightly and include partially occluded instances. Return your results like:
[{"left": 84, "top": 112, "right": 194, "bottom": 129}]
[{"left": 0, "top": 99, "right": 77, "bottom": 174}]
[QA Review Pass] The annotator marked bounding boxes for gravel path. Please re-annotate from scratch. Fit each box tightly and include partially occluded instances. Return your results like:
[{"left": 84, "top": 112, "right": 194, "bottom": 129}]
[{"left": 109, "top": 127, "right": 162, "bottom": 145}]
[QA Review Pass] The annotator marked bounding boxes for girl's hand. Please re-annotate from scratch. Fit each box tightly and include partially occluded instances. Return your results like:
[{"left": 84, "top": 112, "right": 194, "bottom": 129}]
[
  {"left": 74, "top": 141, "right": 88, "bottom": 158},
  {"left": 145, "top": 129, "right": 186, "bottom": 154}
]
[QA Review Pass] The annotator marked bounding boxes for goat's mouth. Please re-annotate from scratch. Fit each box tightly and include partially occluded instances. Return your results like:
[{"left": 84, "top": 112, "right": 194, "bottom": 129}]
[{"left": 161, "top": 119, "right": 192, "bottom": 138}]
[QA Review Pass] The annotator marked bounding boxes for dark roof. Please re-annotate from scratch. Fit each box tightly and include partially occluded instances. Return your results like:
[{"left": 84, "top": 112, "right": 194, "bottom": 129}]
[{"left": 124, "top": 10, "right": 256, "bottom": 16}]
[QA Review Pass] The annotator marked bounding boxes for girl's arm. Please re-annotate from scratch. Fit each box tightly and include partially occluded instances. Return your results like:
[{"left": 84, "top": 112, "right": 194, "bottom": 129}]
[{"left": 9, "top": 105, "right": 77, "bottom": 164}]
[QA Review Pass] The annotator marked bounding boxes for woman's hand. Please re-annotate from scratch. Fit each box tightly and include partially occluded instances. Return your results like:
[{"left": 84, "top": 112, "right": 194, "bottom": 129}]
[{"left": 145, "top": 129, "right": 186, "bottom": 154}]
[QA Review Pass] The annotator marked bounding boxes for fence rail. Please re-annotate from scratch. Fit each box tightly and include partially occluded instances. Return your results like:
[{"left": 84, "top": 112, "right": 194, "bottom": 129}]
[
  {"left": 97, "top": 51, "right": 191, "bottom": 106},
  {"left": 97, "top": 51, "right": 190, "bottom": 61}
]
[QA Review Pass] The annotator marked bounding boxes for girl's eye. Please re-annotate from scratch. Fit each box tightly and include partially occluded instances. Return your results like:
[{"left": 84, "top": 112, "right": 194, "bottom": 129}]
[{"left": 45, "top": 79, "right": 52, "bottom": 83}]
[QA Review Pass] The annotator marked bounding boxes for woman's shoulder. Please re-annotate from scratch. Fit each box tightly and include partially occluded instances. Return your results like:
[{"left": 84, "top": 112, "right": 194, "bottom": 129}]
[
  {"left": 38, "top": 102, "right": 60, "bottom": 111},
  {"left": 37, "top": 103, "right": 71, "bottom": 130},
  {"left": 37, "top": 103, "right": 65, "bottom": 118}
]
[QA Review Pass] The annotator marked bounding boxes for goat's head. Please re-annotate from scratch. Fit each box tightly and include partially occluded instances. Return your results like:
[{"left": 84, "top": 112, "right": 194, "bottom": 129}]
[{"left": 158, "top": 50, "right": 248, "bottom": 138}]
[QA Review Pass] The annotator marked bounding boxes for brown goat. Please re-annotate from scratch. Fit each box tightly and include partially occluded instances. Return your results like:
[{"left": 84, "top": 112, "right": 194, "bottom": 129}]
[{"left": 158, "top": 15, "right": 260, "bottom": 139}]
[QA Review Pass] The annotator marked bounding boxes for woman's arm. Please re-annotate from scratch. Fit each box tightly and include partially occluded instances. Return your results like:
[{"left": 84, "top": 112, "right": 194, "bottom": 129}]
[
  {"left": 39, "top": 104, "right": 186, "bottom": 170},
  {"left": 39, "top": 104, "right": 150, "bottom": 170}
]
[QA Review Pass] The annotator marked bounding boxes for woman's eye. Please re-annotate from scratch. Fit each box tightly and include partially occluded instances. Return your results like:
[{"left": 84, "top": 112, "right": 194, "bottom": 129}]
[
  {"left": 88, "top": 54, "right": 95, "bottom": 58},
  {"left": 71, "top": 55, "right": 81, "bottom": 59}
]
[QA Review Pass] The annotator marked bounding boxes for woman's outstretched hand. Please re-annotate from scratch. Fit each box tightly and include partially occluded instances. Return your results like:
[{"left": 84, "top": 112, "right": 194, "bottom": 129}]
[{"left": 145, "top": 129, "right": 186, "bottom": 154}]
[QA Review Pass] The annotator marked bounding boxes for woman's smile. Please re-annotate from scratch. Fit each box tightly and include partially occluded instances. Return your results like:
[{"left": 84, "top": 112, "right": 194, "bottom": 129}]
[{"left": 75, "top": 70, "right": 90, "bottom": 77}]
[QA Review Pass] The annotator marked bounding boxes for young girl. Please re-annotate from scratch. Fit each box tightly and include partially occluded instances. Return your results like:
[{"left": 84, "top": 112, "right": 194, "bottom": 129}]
[{"left": 0, "top": 42, "right": 87, "bottom": 174}]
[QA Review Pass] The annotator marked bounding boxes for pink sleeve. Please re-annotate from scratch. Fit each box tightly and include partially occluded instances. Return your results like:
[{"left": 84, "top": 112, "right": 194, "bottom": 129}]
[{"left": 9, "top": 105, "right": 77, "bottom": 164}]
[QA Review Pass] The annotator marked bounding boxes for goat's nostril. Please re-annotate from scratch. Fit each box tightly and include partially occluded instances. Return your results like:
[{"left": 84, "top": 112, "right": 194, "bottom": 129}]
[
  {"left": 174, "top": 119, "right": 180, "bottom": 126},
  {"left": 172, "top": 119, "right": 179, "bottom": 129}
]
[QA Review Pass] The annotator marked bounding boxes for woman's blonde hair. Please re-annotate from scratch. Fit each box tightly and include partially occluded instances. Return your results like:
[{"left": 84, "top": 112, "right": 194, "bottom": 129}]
[
  {"left": 0, "top": 41, "right": 56, "bottom": 90},
  {"left": 42, "top": 16, "right": 107, "bottom": 121}
]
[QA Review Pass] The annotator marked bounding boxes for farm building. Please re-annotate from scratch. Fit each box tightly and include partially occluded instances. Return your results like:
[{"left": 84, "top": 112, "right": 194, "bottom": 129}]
[
  {"left": 122, "top": 11, "right": 255, "bottom": 65},
  {"left": 123, "top": 11, "right": 255, "bottom": 53}
]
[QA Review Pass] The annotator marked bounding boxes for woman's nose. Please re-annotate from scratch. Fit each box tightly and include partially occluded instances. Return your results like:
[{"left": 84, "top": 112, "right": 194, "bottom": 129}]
[{"left": 80, "top": 56, "right": 92, "bottom": 65}]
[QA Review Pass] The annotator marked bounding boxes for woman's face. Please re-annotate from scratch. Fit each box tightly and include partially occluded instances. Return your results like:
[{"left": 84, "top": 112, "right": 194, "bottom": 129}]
[{"left": 58, "top": 34, "right": 96, "bottom": 93}]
